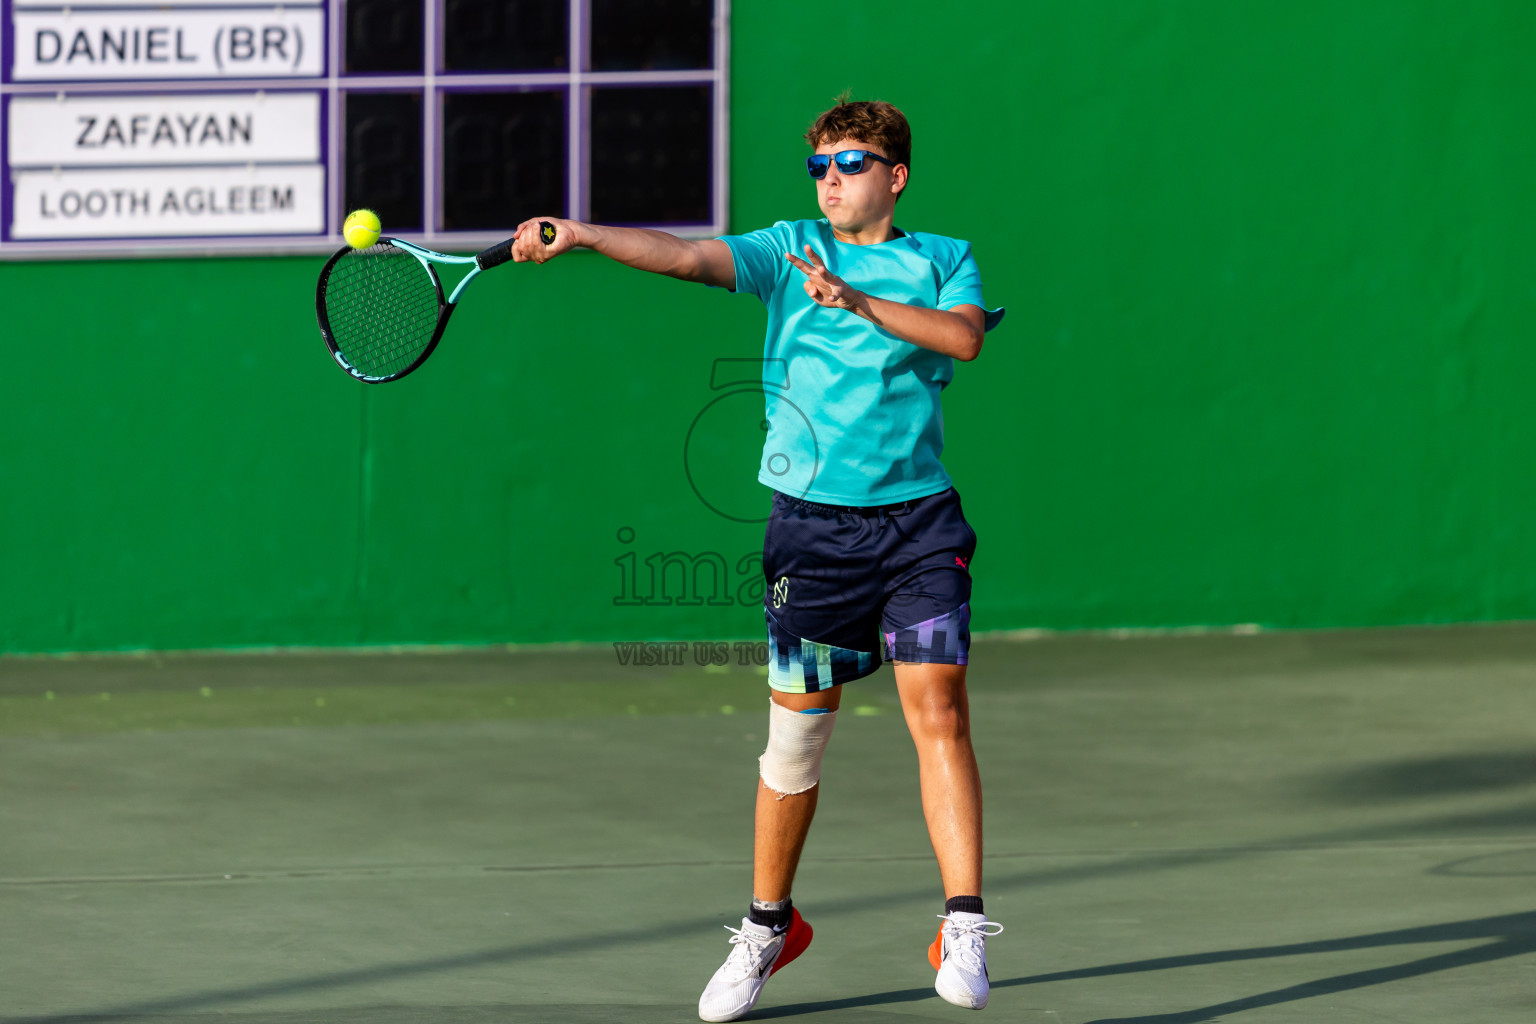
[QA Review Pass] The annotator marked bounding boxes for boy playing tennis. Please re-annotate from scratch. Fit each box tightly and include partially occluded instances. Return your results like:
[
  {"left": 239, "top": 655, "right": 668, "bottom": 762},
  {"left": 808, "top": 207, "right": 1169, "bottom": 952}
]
[{"left": 510, "top": 96, "right": 1005, "bottom": 1020}]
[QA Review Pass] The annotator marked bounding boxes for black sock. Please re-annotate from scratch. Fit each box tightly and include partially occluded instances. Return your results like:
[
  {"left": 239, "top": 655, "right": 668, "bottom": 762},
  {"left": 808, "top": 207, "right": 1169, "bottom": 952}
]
[
  {"left": 945, "top": 895, "right": 984, "bottom": 916},
  {"left": 749, "top": 896, "right": 793, "bottom": 932}
]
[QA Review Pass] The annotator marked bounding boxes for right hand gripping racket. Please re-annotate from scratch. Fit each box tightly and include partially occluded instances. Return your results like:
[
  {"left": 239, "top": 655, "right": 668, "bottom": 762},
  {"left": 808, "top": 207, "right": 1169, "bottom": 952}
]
[{"left": 315, "top": 221, "right": 557, "bottom": 383}]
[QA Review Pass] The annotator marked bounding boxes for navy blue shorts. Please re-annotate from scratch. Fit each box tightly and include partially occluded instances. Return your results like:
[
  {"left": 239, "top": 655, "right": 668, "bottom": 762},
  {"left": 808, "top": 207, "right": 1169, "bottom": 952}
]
[{"left": 762, "top": 486, "right": 978, "bottom": 693}]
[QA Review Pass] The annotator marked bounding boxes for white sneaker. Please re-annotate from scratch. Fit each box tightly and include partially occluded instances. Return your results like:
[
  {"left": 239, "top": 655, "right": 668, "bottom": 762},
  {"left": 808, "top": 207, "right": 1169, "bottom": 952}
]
[
  {"left": 698, "top": 908, "right": 813, "bottom": 1022},
  {"left": 929, "top": 911, "right": 1004, "bottom": 1009}
]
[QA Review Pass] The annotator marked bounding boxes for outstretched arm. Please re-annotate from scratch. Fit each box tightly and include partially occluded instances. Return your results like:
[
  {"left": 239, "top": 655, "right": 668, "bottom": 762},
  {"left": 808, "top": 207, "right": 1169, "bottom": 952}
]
[
  {"left": 785, "top": 245, "right": 985, "bottom": 361},
  {"left": 509, "top": 217, "right": 736, "bottom": 290}
]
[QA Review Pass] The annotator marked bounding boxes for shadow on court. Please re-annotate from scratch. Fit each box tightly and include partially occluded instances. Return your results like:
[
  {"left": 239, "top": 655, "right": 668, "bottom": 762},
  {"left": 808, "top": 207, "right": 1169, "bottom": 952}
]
[
  {"left": 1308, "top": 750, "right": 1536, "bottom": 801},
  {"left": 10, "top": 834, "right": 1535, "bottom": 1024},
  {"left": 756, "top": 910, "right": 1536, "bottom": 1023},
  {"left": 4, "top": 623, "right": 1536, "bottom": 1022}
]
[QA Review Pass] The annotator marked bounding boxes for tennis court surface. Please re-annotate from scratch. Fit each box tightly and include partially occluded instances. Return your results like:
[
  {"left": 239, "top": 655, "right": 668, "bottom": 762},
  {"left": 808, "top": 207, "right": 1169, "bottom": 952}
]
[{"left": 4, "top": 624, "right": 1534, "bottom": 1023}]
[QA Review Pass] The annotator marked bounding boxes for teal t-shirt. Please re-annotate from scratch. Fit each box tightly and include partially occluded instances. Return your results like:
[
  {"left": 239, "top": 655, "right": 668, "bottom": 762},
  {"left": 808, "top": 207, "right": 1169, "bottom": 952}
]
[{"left": 719, "top": 218, "right": 1004, "bottom": 506}]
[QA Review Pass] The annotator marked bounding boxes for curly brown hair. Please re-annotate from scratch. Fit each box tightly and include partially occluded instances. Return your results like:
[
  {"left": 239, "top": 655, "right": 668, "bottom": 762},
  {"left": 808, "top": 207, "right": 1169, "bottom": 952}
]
[{"left": 804, "top": 93, "right": 912, "bottom": 187}]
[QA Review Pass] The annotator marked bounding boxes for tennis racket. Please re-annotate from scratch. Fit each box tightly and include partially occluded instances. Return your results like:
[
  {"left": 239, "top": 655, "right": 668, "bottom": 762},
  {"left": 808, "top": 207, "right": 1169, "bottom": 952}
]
[{"left": 315, "top": 221, "right": 556, "bottom": 383}]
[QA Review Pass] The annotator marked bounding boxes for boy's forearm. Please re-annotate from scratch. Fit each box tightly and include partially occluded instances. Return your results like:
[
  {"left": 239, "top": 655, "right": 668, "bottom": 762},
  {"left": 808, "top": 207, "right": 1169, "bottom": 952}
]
[
  {"left": 575, "top": 222, "right": 727, "bottom": 286},
  {"left": 850, "top": 293, "right": 984, "bottom": 361}
]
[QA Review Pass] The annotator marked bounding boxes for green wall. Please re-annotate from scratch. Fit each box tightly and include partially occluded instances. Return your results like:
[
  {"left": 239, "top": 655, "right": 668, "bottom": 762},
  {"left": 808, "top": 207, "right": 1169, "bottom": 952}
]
[{"left": 3, "top": 1, "right": 1534, "bottom": 653}]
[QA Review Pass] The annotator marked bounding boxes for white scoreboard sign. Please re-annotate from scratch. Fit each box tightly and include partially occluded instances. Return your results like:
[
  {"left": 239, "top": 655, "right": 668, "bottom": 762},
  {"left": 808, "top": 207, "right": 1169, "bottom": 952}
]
[
  {"left": 11, "top": 8, "right": 323, "bottom": 80},
  {"left": 2, "top": 0, "right": 329, "bottom": 255},
  {"left": 10, "top": 92, "right": 320, "bottom": 165},
  {"left": 12, "top": 165, "right": 324, "bottom": 237}
]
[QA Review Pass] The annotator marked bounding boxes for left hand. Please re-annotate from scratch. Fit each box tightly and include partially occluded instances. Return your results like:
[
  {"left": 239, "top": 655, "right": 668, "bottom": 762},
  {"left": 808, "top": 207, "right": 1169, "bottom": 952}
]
[{"left": 785, "top": 245, "right": 863, "bottom": 311}]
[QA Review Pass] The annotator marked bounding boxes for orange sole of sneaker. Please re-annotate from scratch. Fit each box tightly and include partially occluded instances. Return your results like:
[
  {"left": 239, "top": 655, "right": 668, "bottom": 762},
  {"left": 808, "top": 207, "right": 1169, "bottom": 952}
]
[
  {"left": 928, "top": 926, "right": 945, "bottom": 970},
  {"left": 770, "top": 908, "right": 813, "bottom": 975}
]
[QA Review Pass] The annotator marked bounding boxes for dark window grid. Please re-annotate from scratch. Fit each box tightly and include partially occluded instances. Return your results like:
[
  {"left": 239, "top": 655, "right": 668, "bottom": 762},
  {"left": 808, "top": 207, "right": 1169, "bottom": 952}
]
[
  {"left": 427, "top": 0, "right": 719, "bottom": 76},
  {"left": 336, "top": 72, "right": 718, "bottom": 86},
  {"left": 582, "top": 82, "right": 715, "bottom": 230},
  {"left": 334, "top": 75, "right": 718, "bottom": 237},
  {"left": 343, "top": 0, "right": 426, "bottom": 75},
  {"left": 438, "top": 0, "right": 569, "bottom": 74},
  {"left": 587, "top": 0, "right": 716, "bottom": 72},
  {"left": 339, "top": 76, "right": 725, "bottom": 241},
  {"left": 336, "top": 2, "right": 728, "bottom": 243},
  {"left": 435, "top": 85, "right": 569, "bottom": 235},
  {"left": 341, "top": 89, "right": 426, "bottom": 234}
]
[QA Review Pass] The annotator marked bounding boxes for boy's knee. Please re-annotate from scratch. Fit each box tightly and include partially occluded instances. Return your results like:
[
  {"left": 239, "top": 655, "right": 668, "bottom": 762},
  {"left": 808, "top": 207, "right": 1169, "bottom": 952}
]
[
  {"left": 910, "top": 698, "right": 969, "bottom": 742},
  {"left": 759, "top": 697, "right": 839, "bottom": 798}
]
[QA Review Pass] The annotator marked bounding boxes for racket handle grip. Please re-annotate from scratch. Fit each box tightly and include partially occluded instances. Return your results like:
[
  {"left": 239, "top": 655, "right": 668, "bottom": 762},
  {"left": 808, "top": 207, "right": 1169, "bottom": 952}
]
[{"left": 476, "top": 221, "right": 557, "bottom": 271}]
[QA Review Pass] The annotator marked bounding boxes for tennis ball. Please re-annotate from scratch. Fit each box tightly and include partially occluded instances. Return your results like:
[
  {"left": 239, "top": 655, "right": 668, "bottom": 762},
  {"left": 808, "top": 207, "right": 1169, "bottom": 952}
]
[{"left": 343, "top": 208, "right": 381, "bottom": 248}]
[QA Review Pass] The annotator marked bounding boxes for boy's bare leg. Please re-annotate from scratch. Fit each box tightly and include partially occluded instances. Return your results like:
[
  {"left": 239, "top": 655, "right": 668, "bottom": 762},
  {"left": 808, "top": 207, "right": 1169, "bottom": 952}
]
[
  {"left": 893, "top": 662, "right": 982, "bottom": 897},
  {"left": 752, "top": 685, "right": 844, "bottom": 901}
]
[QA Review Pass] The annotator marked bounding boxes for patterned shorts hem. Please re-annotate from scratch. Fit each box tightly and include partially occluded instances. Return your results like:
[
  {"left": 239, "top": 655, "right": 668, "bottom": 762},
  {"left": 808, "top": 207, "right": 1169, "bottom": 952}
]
[
  {"left": 882, "top": 602, "right": 971, "bottom": 666},
  {"left": 766, "top": 608, "right": 883, "bottom": 693}
]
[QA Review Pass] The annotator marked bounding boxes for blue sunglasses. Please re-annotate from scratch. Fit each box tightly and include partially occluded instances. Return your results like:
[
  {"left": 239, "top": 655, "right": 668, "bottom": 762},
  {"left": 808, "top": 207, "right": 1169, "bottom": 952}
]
[{"left": 806, "top": 149, "right": 897, "bottom": 179}]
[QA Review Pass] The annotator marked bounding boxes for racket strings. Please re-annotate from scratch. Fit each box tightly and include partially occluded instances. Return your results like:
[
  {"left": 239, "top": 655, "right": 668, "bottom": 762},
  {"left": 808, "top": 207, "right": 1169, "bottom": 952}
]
[{"left": 323, "top": 243, "right": 442, "bottom": 379}]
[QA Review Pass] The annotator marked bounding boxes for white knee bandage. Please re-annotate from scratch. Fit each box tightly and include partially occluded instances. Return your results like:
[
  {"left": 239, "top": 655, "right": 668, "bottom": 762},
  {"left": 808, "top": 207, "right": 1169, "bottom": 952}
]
[{"left": 759, "top": 698, "right": 838, "bottom": 798}]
